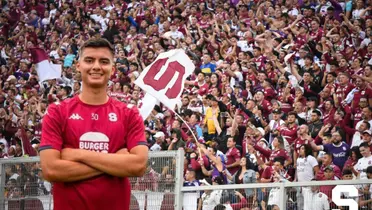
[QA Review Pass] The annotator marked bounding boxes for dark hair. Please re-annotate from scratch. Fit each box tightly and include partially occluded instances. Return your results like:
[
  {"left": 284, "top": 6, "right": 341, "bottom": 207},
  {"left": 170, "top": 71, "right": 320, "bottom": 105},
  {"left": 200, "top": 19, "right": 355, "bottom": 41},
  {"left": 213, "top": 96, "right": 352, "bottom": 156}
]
[
  {"left": 191, "top": 112, "right": 201, "bottom": 122},
  {"left": 79, "top": 38, "right": 114, "bottom": 58},
  {"left": 273, "top": 156, "right": 285, "bottom": 166},
  {"left": 287, "top": 111, "right": 297, "bottom": 118},
  {"left": 312, "top": 109, "right": 322, "bottom": 117},
  {"left": 350, "top": 146, "right": 362, "bottom": 160},
  {"left": 360, "top": 142, "right": 371, "bottom": 149},
  {"left": 214, "top": 204, "right": 226, "bottom": 210},
  {"left": 300, "top": 144, "right": 313, "bottom": 157},
  {"left": 324, "top": 152, "right": 333, "bottom": 160},
  {"left": 362, "top": 121, "right": 371, "bottom": 130},
  {"left": 342, "top": 169, "right": 353, "bottom": 176},
  {"left": 62, "top": 86, "right": 71, "bottom": 95},
  {"left": 123, "top": 83, "right": 131, "bottom": 89}
]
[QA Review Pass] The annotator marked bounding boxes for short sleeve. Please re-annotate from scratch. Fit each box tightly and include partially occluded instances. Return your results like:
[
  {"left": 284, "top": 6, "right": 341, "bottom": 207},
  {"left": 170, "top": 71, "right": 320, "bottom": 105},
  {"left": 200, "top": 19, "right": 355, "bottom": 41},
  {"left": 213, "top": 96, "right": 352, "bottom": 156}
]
[
  {"left": 309, "top": 156, "right": 319, "bottom": 168},
  {"left": 322, "top": 144, "right": 330, "bottom": 152},
  {"left": 40, "top": 104, "right": 64, "bottom": 151},
  {"left": 125, "top": 107, "right": 146, "bottom": 151},
  {"left": 284, "top": 150, "right": 291, "bottom": 161},
  {"left": 353, "top": 160, "right": 361, "bottom": 172},
  {"left": 345, "top": 1, "right": 352, "bottom": 11},
  {"left": 233, "top": 149, "right": 241, "bottom": 160}
]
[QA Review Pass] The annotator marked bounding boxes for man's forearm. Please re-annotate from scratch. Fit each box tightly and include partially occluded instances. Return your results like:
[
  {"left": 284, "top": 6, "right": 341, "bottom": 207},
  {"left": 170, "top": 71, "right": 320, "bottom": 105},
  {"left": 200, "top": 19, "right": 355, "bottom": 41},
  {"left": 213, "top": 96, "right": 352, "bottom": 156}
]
[
  {"left": 43, "top": 159, "right": 103, "bottom": 182},
  {"left": 76, "top": 146, "right": 148, "bottom": 177}
]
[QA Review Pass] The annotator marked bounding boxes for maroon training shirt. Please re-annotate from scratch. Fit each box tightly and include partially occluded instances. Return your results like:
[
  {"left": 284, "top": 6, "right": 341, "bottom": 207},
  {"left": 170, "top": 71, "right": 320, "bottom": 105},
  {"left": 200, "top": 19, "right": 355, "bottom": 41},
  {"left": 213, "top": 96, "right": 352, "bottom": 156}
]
[{"left": 40, "top": 96, "right": 146, "bottom": 210}]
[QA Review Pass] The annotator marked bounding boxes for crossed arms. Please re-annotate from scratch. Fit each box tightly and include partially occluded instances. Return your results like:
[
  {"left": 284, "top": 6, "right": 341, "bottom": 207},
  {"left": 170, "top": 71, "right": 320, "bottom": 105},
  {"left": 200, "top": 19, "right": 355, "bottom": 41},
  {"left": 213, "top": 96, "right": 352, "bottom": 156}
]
[{"left": 40, "top": 146, "right": 148, "bottom": 182}]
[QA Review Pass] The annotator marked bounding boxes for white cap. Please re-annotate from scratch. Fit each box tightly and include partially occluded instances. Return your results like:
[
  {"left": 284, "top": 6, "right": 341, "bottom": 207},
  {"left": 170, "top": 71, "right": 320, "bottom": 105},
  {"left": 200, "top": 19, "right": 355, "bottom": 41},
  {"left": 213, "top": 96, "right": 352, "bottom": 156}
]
[
  {"left": 153, "top": 131, "right": 165, "bottom": 138},
  {"left": 6, "top": 75, "right": 16, "bottom": 82},
  {"left": 256, "top": 127, "right": 265, "bottom": 136}
]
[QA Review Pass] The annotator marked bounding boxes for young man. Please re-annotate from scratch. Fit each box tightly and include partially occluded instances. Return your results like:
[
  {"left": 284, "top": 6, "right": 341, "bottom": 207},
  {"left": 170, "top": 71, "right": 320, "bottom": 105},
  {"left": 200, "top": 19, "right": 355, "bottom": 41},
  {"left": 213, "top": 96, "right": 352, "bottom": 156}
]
[
  {"left": 40, "top": 38, "right": 148, "bottom": 210},
  {"left": 353, "top": 142, "right": 372, "bottom": 179}
]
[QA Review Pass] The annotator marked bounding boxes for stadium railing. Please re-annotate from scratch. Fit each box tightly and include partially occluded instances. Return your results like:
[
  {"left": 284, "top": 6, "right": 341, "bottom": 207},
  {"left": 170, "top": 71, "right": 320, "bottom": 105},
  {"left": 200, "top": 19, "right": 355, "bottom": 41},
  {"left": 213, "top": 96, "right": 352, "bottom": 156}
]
[
  {"left": 1, "top": 150, "right": 371, "bottom": 210},
  {"left": 0, "top": 150, "right": 185, "bottom": 210}
]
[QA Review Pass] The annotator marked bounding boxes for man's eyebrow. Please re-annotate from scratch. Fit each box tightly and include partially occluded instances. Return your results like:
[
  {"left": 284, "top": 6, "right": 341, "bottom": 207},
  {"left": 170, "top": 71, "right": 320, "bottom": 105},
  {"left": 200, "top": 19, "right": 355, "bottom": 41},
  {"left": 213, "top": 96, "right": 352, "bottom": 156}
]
[{"left": 83, "top": 56, "right": 111, "bottom": 61}]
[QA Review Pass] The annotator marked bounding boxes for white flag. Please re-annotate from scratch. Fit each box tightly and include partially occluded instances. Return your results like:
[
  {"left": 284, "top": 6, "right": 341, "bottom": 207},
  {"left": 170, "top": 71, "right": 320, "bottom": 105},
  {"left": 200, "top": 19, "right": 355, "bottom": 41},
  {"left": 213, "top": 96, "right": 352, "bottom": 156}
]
[
  {"left": 135, "top": 49, "right": 195, "bottom": 119},
  {"left": 30, "top": 48, "right": 62, "bottom": 83}
]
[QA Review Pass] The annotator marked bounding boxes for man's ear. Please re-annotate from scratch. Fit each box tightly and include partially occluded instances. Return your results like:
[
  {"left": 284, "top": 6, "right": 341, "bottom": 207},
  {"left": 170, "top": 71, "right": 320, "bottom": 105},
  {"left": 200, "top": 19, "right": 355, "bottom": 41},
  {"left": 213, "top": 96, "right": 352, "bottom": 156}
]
[
  {"left": 76, "top": 61, "right": 81, "bottom": 72},
  {"left": 111, "top": 65, "right": 116, "bottom": 76}
]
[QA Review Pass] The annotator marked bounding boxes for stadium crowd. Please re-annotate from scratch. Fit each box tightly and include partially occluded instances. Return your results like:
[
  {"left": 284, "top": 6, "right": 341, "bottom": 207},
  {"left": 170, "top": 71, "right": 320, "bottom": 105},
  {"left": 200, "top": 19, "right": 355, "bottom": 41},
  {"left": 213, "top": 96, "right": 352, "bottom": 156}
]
[{"left": 0, "top": 0, "right": 372, "bottom": 209}]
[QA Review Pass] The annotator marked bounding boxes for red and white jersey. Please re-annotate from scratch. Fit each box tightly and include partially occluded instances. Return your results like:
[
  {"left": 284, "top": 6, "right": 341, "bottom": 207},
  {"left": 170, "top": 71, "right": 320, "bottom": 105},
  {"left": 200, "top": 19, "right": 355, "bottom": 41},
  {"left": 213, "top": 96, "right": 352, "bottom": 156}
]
[
  {"left": 258, "top": 99, "right": 272, "bottom": 118},
  {"left": 279, "top": 124, "right": 298, "bottom": 145},
  {"left": 335, "top": 83, "right": 354, "bottom": 103},
  {"left": 253, "top": 55, "right": 266, "bottom": 71},
  {"left": 293, "top": 137, "right": 310, "bottom": 156},
  {"left": 40, "top": 96, "right": 146, "bottom": 210},
  {"left": 108, "top": 92, "right": 131, "bottom": 102},
  {"left": 309, "top": 28, "right": 323, "bottom": 42},
  {"left": 269, "top": 149, "right": 290, "bottom": 164},
  {"left": 226, "top": 147, "right": 241, "bottom": 175},
  {"left": 352, "top": 87, "right": 372, "bottom": 111},
  {"left": 353, "top": 108, "right": 363, "bottom": 128},
  {"left": 198, "top": 20, "right": 211, "bottom": 30}
]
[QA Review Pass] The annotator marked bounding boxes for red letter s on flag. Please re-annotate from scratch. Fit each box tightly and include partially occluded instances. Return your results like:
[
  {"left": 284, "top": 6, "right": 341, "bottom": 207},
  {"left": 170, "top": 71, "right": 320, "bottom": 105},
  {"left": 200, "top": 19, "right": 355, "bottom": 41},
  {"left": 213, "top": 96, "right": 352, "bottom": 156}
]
[{"left": 143, "top": 58, "right": 186, "bottom": 99}]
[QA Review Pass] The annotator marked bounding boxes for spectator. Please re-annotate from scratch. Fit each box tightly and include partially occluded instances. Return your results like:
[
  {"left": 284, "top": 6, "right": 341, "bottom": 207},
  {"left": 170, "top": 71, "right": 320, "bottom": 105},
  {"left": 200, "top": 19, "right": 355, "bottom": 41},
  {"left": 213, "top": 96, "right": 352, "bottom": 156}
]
[
  {"left": 353, "top": 142, "right": 372, "bottom": 179},
  {"left": 305, "top": 183, "right": 330, "bottom": 210}
]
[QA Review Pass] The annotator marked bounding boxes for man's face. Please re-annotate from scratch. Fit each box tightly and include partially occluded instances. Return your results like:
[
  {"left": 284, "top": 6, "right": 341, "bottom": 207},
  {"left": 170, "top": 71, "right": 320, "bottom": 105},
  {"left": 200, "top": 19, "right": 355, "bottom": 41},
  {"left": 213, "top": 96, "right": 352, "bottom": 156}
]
[
  {"left": 202, "top": 55, "right": 211, "bottom": 63},
  {"left": 303, "top": 73, "right": 311, "bottom": 82},
  {"left": 324, "top": 101, "right": 332, "bottom": 110},
  {"left": 294, "top": 102, "right": 303, "bottom": 113},
  {"left": 362, "top": 108, "right": 371, "bottom": 119},
  {"left": 253, "top": 49, "right": 260, "bottom": 57},
  {"left": 322, "top": 154, "right": 332, "bottom": 166},
  {"left": 273, "top": 113, "right": 280, "bottom": 120},
  {"left": 185, "top": 170, "right": 194, "bottom": 181},
  {"left": 273, "top": 161, "right": 282, "bottom": 172},
  {"left": 299, "top": 125, "right": 308, "bottom": 135},
  {"left": 197, "top": 73, "right": 204, "bottom": 81},
  {"left": 182, "top": 97, "right": 189, "bottom": 106},
  {"left": 339, "top": 59, "right": 348, "bottom": 67},
  {"left": 311, "top": 21, "right": 319, "bottom": 31},
  {"left": 362, "top": 133, "right": 371, "bottom": 142},
  {"left": 255, "top": 92, "right": 264, "bottom": 101},
  {"left": 288, "top": 115, "right": 296, "bottom": 123},
  {"left": 365, "top": 66, "right": 371, "bottom": 76},
  {"left": 355, "top": 78, "right": 364, "bottom": 88},
  {"left": 339, "top": 75, "right": 348, "bottom": 84},
  {"left": 324, "top": 169, "right": 334, "bottom": 179},
  {"left": 368, "top": 172, "right": 372, "bottom": 179},
  {"left": 359, "top": 146, "right": 370, "bottom": 158},
  {"left": 77, "top": 47, "right": 114, "bottom": 89},
  {"left": 332, "top": 132, "right": 342, "bottom": 144},
  {"left": 189, "top": 114, "right": 197, "bottom": 124},
  {"left": 342, "top": 174, "right": 353, "bottom": 180},
  {"left": 359, "top": 122, "right": 368, "bottom": 132},
  {"left": 311, "top": 113, "right": 319, "bottom": 123},
  {"left": 227, "top": 138, "right": 235, "bottom": 148}
]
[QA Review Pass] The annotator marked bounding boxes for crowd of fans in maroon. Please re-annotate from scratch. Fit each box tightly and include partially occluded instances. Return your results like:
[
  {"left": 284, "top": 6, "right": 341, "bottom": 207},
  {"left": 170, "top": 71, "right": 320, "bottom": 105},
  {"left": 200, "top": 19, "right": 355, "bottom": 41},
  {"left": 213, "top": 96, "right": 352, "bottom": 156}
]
[{"left": 0, "top": 0, "right": 372, "bottom": 209}]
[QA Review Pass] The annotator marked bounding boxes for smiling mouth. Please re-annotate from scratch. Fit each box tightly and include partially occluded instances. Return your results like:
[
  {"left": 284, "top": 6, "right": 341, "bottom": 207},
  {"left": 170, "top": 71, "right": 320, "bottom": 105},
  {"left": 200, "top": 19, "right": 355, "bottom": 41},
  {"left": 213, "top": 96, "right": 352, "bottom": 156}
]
[{"left": 89, "top": 73, "right": 104, "bottom": 77}]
